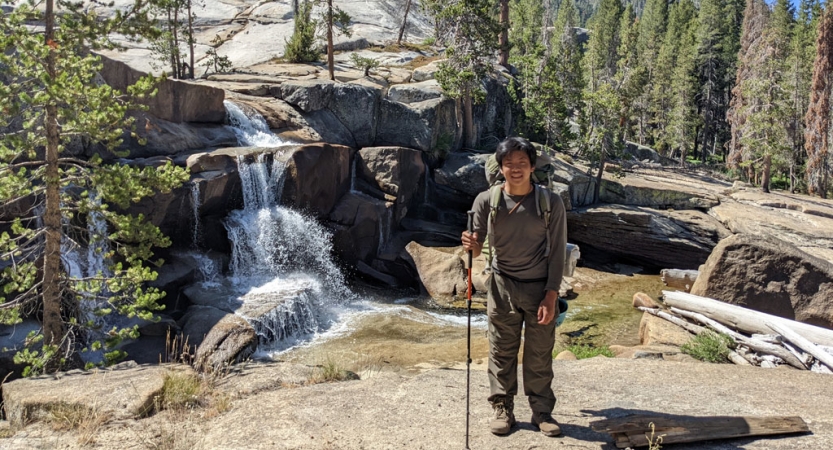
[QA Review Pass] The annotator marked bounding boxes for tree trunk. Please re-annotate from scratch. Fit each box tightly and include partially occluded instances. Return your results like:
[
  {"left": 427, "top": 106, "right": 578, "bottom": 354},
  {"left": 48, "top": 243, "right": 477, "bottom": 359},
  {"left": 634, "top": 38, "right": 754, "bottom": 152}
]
[
  {"left": 397, "top": 0, "right": 412, "bottom": 46},
  {"left": 42, "top": 0, "right": 65, "bottom": 363},
  {"left": 761, "top": 153, "right": 771, "bottom": 193},
  {"left": 594, "top": 148, "right": 605, "bottom": 204},
  {"left": 173, "top": 6, "right": 182, "bottom": 79},
  {"left": 499, "top": 0, "right": 509, "bottom": 68},
  {"left": 188, "top": 0, "right": 194, "bottom": 79},
  {"left": 463, "top": 93, "right": 475, "bottom": 148},
  {"left": 327, "top": 0, "right": 335, "bottom": 81}
]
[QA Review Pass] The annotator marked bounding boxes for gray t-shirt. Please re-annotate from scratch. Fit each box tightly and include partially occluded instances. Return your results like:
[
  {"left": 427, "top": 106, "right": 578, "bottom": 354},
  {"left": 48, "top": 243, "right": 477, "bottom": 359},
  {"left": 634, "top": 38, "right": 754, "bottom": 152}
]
[{"left": 471, "top": 186, "right": 567, "bottom": 293}]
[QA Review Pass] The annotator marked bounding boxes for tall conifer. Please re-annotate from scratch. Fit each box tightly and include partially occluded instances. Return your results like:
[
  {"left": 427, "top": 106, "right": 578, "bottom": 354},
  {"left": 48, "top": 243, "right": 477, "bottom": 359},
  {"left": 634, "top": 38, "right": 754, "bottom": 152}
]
[{"left": 804, "top": 8, "right": 833, "bottom": 198}]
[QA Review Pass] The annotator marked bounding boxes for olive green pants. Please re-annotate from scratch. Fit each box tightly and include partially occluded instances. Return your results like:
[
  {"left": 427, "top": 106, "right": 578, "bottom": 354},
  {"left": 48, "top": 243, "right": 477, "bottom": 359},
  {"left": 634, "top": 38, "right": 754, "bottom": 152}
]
[{"left": 487, "top": 272, "right": 556, "bottom": 414}]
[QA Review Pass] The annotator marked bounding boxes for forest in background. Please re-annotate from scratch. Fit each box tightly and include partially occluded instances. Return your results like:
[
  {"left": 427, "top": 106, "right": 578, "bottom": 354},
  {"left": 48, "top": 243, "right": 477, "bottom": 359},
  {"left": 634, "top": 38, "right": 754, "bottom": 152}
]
[{"left": 419, "top": 0, "right": 833, "bottom": 197}]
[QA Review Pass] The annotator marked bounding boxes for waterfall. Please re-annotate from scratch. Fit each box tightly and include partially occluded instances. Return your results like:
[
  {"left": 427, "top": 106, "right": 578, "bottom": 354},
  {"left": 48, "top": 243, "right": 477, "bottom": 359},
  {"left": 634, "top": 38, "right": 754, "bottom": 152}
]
[
  {"left": 224, "top": 100, "right": 289, "bottom": 147},
  {"left": 217, "top": 102, "right": 354, "bottom": 349},
  {"left": 191, "top": 182, "right": 201, "bottom": 248}
]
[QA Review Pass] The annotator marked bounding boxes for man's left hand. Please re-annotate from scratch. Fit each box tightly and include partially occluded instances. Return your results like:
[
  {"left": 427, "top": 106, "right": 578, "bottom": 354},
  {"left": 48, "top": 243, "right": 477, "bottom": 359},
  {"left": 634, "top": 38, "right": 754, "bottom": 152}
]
[{"left": 537, "top": 291, "right": 559, "bottom": 325}]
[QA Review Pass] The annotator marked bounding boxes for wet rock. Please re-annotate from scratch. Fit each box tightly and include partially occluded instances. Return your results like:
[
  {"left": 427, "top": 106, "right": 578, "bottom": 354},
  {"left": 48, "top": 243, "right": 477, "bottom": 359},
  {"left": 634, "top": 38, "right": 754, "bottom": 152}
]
[
  {"left": 179, "top": 305, "right": 230, "bottom": 349},
  {"left": 300, "top": 108, "right": 357, "bottom": 147},
  {"left": 281, "top": 143, "right": 353, "bottom": 219},
  {"left": 330, "top": 192, "right": 390, "bottom": 264},
  {"left": 0, "top": 320, "right": 41, "bottom": 382},
  {"left": 690, "top": 233, "right": 833, "bottom": 329},
  {"left": 357, "top": 147, "right": 426, "bottom": 223},
  {"left": 195, "top": 315, "right": 258, "bottom": 373}
]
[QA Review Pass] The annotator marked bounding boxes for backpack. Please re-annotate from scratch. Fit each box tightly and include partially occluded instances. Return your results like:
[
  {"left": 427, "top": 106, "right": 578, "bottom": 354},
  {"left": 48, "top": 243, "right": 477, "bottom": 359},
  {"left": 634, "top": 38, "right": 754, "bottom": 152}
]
[{"left": 481, "top": 148, "right": 557, "bottom": 269}]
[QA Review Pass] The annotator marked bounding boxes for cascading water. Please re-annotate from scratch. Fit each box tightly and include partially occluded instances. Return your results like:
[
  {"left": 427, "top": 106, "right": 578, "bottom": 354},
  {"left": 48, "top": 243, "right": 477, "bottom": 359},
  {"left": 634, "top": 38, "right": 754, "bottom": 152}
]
[
  {"left": 213, "top": 101, "right": 354, "bottom": 351},
  {"left": 224, "top": 100, "right": 287, "bottom": 147}
]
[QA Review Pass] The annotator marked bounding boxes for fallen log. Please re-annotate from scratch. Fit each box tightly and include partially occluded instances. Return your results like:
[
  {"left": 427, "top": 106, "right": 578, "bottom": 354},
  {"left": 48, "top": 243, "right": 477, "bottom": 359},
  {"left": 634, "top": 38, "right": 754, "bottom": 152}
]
[
  {"left": 660, "top": 269, "right": 699, "bottom": 292},
  {"left": 669, "top": 307, "right": 807, "bottom": 369},
  {"left": 638, "top": 307, "right": 704, "bottom": 335},
  {"left": 591, "top": 414, "right": 809, "bottom": 448},
  {"left": 727, "top": 350, "right": 751, "bottom": 366},
  {"left": 662, "top": 291, "right": 833, "bottom": 347},
  {"left": 767, "top": 321, "right": 833, "bottom": 371}
]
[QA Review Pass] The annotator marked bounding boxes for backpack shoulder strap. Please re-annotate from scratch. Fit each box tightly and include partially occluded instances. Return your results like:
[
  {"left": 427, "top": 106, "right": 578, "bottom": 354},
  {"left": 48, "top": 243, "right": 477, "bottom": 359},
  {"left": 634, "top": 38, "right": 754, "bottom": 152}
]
[
  {"left": 486, "top": 184, "right": 503, "bottom": 267},
  {"left": 535, "top": 185, "right": 553, "bottom": 258}
]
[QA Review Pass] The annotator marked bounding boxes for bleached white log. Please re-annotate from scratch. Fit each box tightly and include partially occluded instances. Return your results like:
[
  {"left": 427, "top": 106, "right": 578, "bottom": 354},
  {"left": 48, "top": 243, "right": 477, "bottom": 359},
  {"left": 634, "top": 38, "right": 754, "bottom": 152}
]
[
  {"left": 662, "top": 291, "right": 833, "bottom": 347},
  {"left": 767, "top": 321, "right": 833, "bottom": 372},
  {"left": 761, "top": 360, "right": 778, "bottom": 369},
  {"left": 660, "top": 269, "right": 699, "bottom": 292},
  {"left": 751, "top": 334, "right": 782, "bottom": 345},
  {"left": 668, "top": 307, "right": 807, "bottom": 369},
  {"left": 728, "top": 350, "right": 751, "bottom": 366},
  {"left": 670, "top": 308, "right": 746, "bottom": 341},
  {"left": 811, "top": 361, "right": 833, "bottom": 374},
  {"left": 782, "top": 342, "right": 813, "bottom": 367},
  {"left": 736, "top": 346, "right": 760, "bottom": 365},
  {"left": 638, "top": 307, "right": 704, "bottom": 335}
]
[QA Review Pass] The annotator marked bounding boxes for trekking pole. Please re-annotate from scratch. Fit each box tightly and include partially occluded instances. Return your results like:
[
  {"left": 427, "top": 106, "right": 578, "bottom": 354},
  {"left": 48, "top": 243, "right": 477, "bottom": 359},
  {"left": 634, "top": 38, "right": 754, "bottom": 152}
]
[{"left": 465, "top": 210, "right": 474, "bottom": 449}]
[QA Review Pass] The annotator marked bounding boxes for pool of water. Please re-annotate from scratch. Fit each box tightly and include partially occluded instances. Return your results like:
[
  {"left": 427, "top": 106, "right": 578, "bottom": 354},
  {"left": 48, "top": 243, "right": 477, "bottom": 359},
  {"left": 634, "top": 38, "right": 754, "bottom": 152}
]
[{"left": 271, "top": 265, "right": 664, "bottom": 374}]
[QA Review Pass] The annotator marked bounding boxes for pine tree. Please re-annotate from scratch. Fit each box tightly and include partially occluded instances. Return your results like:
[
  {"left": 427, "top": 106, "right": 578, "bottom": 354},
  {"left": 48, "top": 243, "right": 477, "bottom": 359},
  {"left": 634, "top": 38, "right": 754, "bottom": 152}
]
[
  {"left": 583, "top": 0, "right": 622, "bottom": 92},
  {"left": 804, "top": 8, "right": 833, "bottom": 198},
  {"left": 284, "top": 0, "right": 319, "bottom": 63},
  {"left": 695, "top": 0, "right": 739, "bottom": 163},
  {"left": 667, "top": 12, "right": 701, "bottom": 165},
  {"left": 0, "top": 1, "right": 189, "bottom": 374},
  {"left": 435, "top": 0, "right": 501, "bottom": 148},
  {"left": 632, "top": 0, "right": 668, "bottom": 144},
  {"left": 551, "top": 0, "right": 584, "bottom": 114},
  {"left": 651, "top": 0, "right": 698, "bottom": 156},
  {"left": 614, "top": 4, "right": 646, "bottom": 143}
]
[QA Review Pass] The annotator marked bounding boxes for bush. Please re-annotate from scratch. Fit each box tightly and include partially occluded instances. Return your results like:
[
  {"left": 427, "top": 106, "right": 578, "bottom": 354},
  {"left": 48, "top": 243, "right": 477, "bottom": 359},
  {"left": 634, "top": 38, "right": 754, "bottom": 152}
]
[
  {"left": 349, "top": 53, "right": 380, "bottom": 76},
  {"left": 681, "top": 331, "right": 734, "bottom": 363},
  {"left": 284, "top": 1, "right": 319, "bottom": 63}
]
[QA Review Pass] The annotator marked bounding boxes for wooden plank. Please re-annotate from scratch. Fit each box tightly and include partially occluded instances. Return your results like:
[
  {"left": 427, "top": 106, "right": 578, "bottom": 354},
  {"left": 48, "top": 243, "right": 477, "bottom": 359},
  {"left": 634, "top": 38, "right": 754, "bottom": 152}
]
[
  {"left": 663, "top": 291, "right": 833, "bottom": 347},
  {"left": 592, "top": 415, "right": 809, "bottom": 448}
]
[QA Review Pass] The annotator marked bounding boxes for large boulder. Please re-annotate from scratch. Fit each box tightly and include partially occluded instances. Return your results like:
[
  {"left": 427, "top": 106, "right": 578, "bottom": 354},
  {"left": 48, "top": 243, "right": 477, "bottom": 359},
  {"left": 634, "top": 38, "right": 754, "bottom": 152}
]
[
  {"left": 405, "top": 242, "right": 466, "bottom": 304},
  {"left": 568, "top": 205, "right": 732, "bottom": 269},
  {"left": 330, "top": 192, "right": 392, "bottom": 264},
  {"left": 549, "top": 157, "right": 597, "bottom": 208},
  {"left": 98, "top": 53, "right": 225, "bottom": 123},
  {"left": 279, "top": 79, "right": 335, "bottom": 113},
  {"left": 599, "top": 176, "right": 721, "bottom": 210},
  {"left": 328, "top": 83, "right": 382, "bottom": 148},
  {"left": 195, "top": 314, "right": 258, "bottom": 372},
  {"left": 690, "top": 233, "right": 833, "bottom": 329},
  {"left": 411, "top": 59, "right": 445, "bottom": 82},
  {"left": 279, "top": 143, "right": 353, "bottom": 219},
  {"left": 434, "top": 152, "right": 490, "bottom": 197},
  {"left": 357, "top": 147, "right": 426, "bottom": 223},
  {"left": 375, "top": 97, "right": 460, "bottom": 154},
  {"left": 387, "top": 80, "right": 443, "bottom": 104},
  {"left": 471, "top": 73, "right": 514, "bottom": 151},
  {"left": 2, "top": 362, "right": 195, "bottom": 428},
  {"left": 179, "top": 305, "right": 231, "bottom": 349}
]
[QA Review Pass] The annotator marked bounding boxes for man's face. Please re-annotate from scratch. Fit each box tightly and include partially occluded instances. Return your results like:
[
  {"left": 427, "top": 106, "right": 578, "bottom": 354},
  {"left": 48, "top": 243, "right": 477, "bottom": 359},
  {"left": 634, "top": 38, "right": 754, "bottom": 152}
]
[{"left": 500, "top": 150, "right": 534, "bottom": 191}]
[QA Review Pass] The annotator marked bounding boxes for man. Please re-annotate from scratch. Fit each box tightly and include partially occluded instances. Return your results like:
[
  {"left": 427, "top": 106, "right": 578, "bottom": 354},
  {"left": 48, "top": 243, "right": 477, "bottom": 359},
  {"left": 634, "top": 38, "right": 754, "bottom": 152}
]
[{"left": 461, "top": 137, "right": 567, "bottom": 437}]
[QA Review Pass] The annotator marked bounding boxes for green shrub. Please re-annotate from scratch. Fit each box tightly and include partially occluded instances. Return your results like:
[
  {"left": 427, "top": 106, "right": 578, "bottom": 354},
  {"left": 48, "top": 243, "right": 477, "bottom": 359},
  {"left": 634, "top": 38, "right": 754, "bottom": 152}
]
[
  {"left": 681, "top": 331, "right": 734, "bottom": 363},
  {"left": 284, "top": 1, "right": 319, "bottom": 63}
]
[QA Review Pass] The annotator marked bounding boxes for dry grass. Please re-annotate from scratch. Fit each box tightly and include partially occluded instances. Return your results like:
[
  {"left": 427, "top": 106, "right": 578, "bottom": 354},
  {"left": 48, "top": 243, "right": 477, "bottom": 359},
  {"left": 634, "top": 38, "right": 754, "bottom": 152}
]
[
  {"left": 646, "top": 422, "right": 665, "bottom": 450},
  {"left": 44, "top": 402, "right": 109, "bottom": 445},
  {"left": 144, "top": 410, "right": 205, "bottom": 450},
  {"left": 401, "top": 55, "right": 442, "bottom": 71}
]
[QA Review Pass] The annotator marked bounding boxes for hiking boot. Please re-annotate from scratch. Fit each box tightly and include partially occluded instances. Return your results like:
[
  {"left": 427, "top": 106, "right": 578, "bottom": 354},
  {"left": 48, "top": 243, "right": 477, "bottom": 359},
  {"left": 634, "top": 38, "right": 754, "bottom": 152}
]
[
  {"left": 531, "top": 412, "right": 561, "bottom": 437},
  {"left": 489, "top": 401, "right": 516, "bottom": 435}
]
